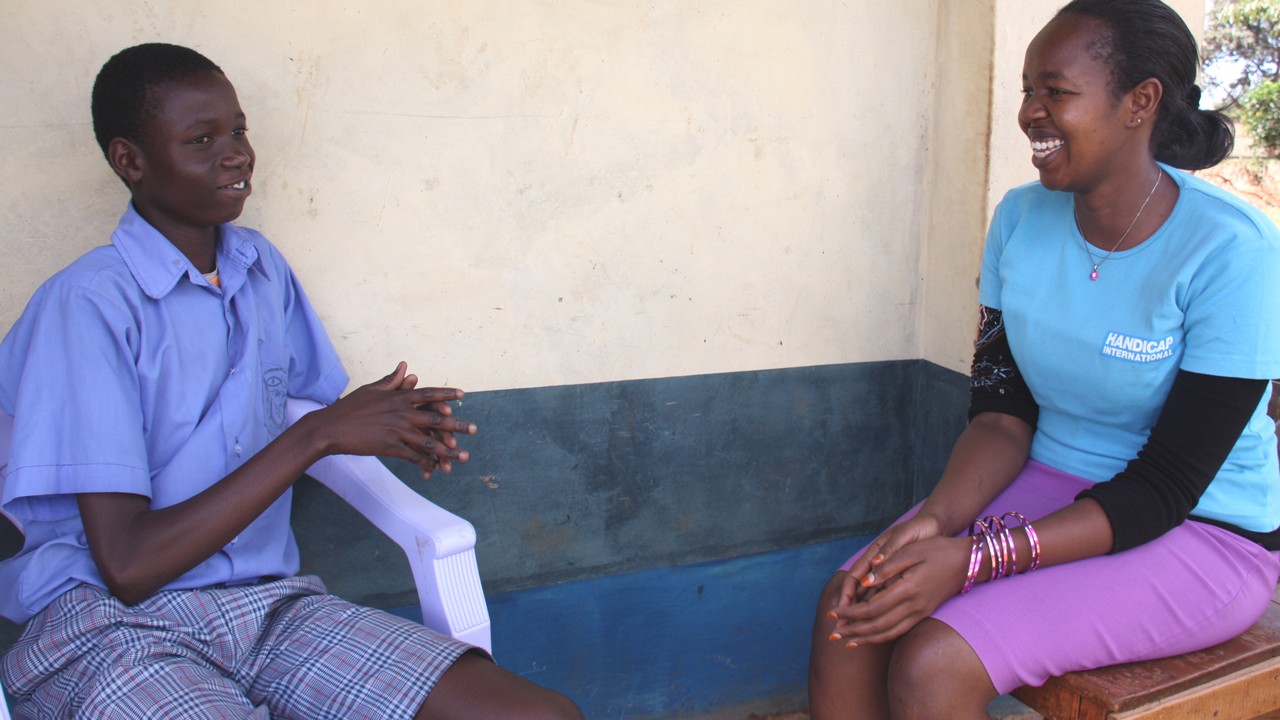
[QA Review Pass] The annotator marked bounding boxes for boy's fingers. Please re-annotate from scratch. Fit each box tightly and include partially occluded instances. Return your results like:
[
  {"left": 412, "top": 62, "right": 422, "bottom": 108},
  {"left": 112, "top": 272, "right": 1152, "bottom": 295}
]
[
  {"left": 413, "top": 387, "right": 464, "bottom": 405},
  {"left": 379, "top": 361, "right": 409, "bottom": 387},
  {"left": 417, "top": 412, "right": 475, "bottom": 434},
  {"left": 420, "top": 431, "right": 471, "bottom": 462}
]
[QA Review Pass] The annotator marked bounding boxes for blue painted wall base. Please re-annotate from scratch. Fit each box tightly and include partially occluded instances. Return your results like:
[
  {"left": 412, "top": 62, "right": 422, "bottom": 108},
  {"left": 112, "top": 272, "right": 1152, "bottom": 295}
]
[{"left": 392, "top": 536, "right": 874, "bottom": 719}]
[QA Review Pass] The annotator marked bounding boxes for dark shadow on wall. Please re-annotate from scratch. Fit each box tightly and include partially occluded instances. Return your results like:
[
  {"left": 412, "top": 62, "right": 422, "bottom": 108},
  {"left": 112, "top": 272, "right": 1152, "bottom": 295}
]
[{"left": 294, "top": 359, "right": 969, "bottom": 610}]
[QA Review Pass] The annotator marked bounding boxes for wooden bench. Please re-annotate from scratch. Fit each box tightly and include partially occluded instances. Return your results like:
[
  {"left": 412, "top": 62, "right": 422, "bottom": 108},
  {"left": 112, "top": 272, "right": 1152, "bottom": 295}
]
[{"left": 1010, "top": 586, "right": 1280, "bottom": 719}]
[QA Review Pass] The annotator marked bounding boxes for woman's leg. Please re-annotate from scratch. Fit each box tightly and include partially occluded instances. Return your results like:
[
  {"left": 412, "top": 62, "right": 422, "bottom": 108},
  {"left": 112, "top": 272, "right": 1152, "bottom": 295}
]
[
  {"left": 809, "top": 572, "right": 893, "bottom": 720},
  {"left": 813, "top": 461, "right": 1280, "bottom": 719},
  {"left": 886, "top": 619, "right": 995, "bottom": 720},
  {"left": 810, "top": 573, "right": 996, "bottom": 720}
]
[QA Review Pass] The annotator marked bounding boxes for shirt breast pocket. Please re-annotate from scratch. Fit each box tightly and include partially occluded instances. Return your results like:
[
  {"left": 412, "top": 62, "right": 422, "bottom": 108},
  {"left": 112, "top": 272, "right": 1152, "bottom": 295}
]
[{"left": 257, "top": 339, "right": 289, "bottom": 437}]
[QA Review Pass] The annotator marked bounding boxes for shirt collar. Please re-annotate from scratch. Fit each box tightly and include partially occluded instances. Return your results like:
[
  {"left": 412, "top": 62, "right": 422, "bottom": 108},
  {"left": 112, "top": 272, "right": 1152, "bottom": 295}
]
[{"left": 111, "top": 203, "right": 272, "bottom": 300}]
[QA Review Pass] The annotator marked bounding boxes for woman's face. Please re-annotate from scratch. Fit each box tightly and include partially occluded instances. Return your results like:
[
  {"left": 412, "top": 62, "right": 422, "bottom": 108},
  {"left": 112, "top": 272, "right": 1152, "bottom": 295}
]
[{"left": 1018, "top": 14, "right": 1137, "bottom": 193}]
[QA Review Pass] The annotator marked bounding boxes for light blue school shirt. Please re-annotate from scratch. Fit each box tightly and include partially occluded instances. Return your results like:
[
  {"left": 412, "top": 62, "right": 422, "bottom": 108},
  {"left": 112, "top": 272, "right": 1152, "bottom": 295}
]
[
  {"left": 0, "top": 203, "right": 349, "bottom": 623},
  {"left": 979, "top": 166, "right": 1280, "bottom": 534}
]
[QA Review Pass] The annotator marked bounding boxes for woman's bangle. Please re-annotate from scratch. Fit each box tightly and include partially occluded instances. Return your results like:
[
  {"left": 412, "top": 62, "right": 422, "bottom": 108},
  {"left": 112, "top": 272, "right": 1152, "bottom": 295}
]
[
  {"left": 990, "top": 515, "right": 1018, "bottom": 578},
  {"left": 966, "top": 511, "right": 1041, "bottom": 590},
  {"left": 1002, "top": 511, "right": 1041, "bottom": 573},
  {"left": 962, "top": 533, "right": 983, "bottom": 594},
  {"left": 978, "top": 515, "right": 1013, "bottom": 579},
  {"left": 984, "top": 516, "right": 1005, "bottom": 578},
  {"left": 970, "top": 519, "right": 1001, "bottom": 582}
]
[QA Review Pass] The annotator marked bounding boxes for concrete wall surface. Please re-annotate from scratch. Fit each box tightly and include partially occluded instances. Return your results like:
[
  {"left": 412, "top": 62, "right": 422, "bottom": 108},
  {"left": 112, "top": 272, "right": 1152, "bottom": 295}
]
[
  {"left": 2, "top": 0, "right": 948, "bottom": 391},
  {"left": 0, "top": 0, "right": 1210, "bottom": 385}
]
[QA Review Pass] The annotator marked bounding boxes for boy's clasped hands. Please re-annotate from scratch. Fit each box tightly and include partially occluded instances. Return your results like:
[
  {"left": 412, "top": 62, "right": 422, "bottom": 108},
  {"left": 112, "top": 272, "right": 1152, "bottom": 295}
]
[{"left": 311, "top": 361, "right": 477, "bottom": 480}]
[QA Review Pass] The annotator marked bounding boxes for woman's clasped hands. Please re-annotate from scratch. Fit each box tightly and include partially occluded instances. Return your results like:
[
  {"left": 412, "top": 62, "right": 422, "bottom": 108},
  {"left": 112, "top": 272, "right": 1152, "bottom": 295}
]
[{"left": 826, "top": 512, "right": 972, "bottom": 647}]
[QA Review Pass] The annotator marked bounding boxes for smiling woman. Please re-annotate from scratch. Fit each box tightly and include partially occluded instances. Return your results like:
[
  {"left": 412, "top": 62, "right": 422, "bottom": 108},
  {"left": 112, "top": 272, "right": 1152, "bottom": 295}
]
[{"left": 808, "top": 2, "right": 1280, "bottom": 719}]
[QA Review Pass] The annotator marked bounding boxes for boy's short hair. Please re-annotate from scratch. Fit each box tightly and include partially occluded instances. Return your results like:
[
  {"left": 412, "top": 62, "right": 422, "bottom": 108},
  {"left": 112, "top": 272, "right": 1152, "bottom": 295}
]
[{"left": 91, "top": 43, "right": 224, "bottom": 158}]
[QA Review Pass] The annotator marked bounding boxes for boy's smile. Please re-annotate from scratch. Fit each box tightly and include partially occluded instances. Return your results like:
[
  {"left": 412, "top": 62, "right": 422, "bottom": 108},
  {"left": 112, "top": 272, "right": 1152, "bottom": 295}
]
[{"left": 116, "top": 70, "right": 254, "bottom": 265}]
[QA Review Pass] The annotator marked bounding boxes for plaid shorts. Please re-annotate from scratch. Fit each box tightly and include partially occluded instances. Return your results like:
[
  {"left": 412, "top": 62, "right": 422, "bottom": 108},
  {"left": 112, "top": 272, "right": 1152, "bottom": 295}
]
[{"left": 1, "top": 576, "right": 473, "bottom": 719}]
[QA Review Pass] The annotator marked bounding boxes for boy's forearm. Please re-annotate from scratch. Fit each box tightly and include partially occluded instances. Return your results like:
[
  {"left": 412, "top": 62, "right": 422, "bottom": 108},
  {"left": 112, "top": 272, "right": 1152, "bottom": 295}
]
[
  {"left": 78, "top": 421, "right": 328, "bottom": 605},
  {"left": 77, "top": 366, "right": 473, "bottom": 605}
]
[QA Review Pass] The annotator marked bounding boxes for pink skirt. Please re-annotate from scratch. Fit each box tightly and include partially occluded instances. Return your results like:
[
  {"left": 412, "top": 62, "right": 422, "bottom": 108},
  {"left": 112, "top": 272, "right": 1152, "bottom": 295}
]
[{"left": 839, "top": 460, "right": 1280, "bottom": 693}]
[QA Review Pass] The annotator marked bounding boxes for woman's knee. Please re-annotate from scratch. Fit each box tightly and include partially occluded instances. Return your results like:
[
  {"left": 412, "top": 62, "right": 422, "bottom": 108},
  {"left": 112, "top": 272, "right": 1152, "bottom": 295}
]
[
  {"left": 809, "top": 574, "right": 849, "bottom": 670},
  {"left": 887, "top": 620, "right": 994, "bottom": 719},
  {"left": 810, "top": 574, "right": 846, "bottom": 637}
]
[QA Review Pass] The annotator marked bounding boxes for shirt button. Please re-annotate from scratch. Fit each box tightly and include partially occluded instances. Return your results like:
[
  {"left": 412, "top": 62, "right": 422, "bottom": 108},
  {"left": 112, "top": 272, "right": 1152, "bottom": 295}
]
[{"left": 234, "top": 443, "right": 243, "bottom": 456}]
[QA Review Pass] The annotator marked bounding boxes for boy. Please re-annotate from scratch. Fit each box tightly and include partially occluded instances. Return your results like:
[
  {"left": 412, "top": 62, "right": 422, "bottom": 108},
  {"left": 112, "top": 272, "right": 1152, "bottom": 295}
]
[{"left": 0, "top": 43, "right": 582, "bottom": 720}]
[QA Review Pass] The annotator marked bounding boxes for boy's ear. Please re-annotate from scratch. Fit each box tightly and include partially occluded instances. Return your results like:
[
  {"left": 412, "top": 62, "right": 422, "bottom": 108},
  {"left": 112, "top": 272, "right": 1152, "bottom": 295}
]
[{"left": 106, "top": 137, "right": 144, "bottom": 186}]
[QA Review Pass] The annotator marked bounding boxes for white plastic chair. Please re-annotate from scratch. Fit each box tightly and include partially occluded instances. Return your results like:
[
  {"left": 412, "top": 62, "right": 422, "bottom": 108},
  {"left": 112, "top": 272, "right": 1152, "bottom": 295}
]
[
  {"left": 0, "top": 398, "right": 490, "bottom": 718},
  {"left": 283, "top": 398, "right": 491, "bottom": 651}
]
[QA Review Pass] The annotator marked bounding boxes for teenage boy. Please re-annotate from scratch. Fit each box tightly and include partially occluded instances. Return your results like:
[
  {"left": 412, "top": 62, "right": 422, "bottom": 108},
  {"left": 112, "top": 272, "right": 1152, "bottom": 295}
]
[{"left": 0, "top": 43, "right": 582, "bottom": 720}]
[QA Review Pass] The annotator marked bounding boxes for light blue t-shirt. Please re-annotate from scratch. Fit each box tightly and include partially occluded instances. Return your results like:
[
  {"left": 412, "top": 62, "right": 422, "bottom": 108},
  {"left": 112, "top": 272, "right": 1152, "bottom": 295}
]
[
  {"left": 0, "top": 204, "right": 349, "bottom": 622},
  {"left": 979, "top": 166, "right": 1280, "bottom": 534}
]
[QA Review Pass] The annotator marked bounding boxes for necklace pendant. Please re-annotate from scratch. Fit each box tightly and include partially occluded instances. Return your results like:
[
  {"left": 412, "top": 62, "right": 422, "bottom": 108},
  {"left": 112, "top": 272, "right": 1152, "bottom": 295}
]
[{"left": 1089, "top": 268, "right": 1099, "bottom": 281}]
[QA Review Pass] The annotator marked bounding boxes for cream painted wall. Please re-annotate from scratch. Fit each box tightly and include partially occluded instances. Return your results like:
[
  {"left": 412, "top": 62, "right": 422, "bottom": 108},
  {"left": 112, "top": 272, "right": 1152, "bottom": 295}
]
[
  {"left": 0, "top": 0, "right": 1207, "bottom": 392},
  {"left": 919, "top": 0, "right": 996, "bottom": 372},
  {"left": 2, "top": 0, "right": 943, "bottom": 393}
]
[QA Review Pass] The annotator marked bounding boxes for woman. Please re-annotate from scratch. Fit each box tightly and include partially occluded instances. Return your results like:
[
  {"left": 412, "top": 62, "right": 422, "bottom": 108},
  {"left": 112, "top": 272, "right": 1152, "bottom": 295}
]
[{"left": 808, "top": 2, "right": 1280, "bottom": 718}]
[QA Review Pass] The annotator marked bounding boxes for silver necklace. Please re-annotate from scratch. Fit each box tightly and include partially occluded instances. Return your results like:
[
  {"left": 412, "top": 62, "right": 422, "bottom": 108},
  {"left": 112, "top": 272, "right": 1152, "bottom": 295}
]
[{"left": 1074, "top": 170, "right": 1162, "bottom": 281}]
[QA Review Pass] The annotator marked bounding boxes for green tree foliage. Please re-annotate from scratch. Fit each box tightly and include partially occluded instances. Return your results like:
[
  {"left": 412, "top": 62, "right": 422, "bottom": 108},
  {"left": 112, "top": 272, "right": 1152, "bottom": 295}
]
[
  {"left": 1205, "top": 0, "right": 1280, "bottom": 91},
  {"left": 1205, "top": 0, "right": 1280, "bottom": 154},
  {"left": 1238, "top": 80, "right": 1280, "bottom": 155}
]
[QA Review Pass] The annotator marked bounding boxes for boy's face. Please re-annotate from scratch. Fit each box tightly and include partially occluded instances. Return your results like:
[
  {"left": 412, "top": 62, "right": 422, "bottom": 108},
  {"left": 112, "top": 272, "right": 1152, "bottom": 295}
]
[{"left": 124, "top": 70, "right": 254, "bottom": 243}]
